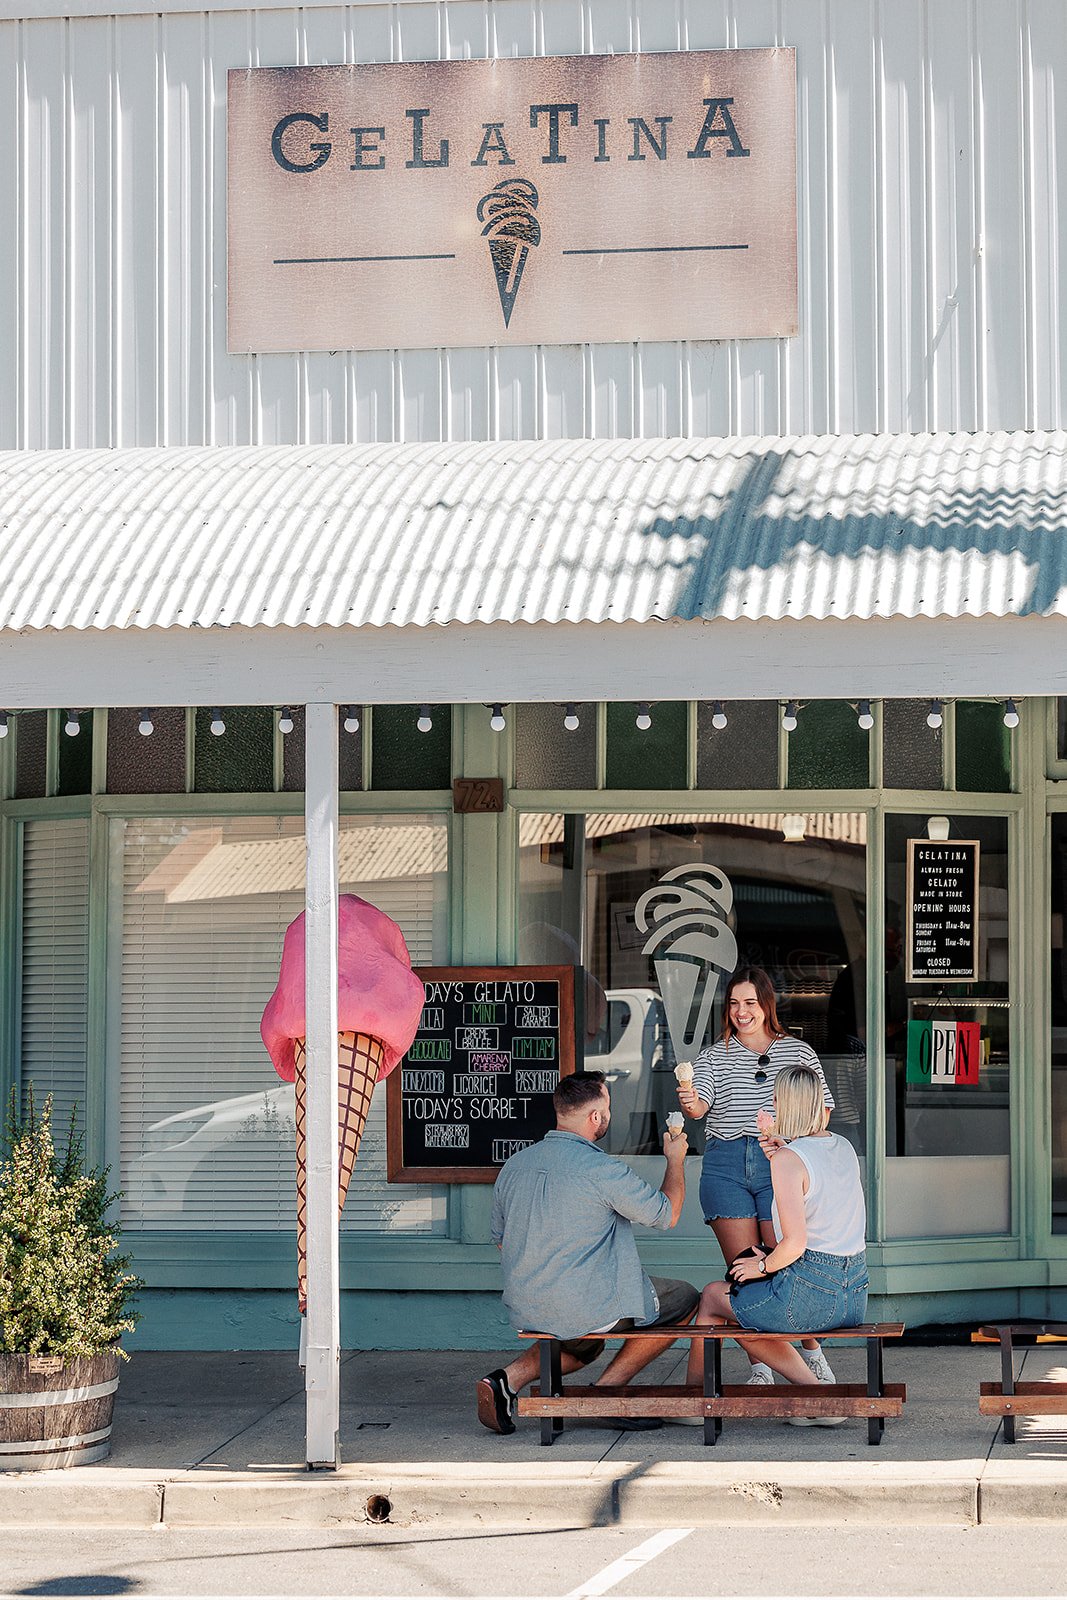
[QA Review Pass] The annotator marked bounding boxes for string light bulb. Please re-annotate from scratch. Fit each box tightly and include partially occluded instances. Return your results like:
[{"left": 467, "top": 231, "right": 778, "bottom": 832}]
[
  {"left": 278, "top": 708, "right": 294, "bottom": 736},
  {"left": 0, "top": 713, "right": 9, "bottom": 739},
  {"left": 926, "top": 699, "right": 944, "bottom": 731},
  {"left": 781, "top": 813, "right": 807, "bottom": 843},
  {"left": 489, "top": 704, "right": 507, "bottom": 733},
  {"left": 712, "top": 701, "right": 729, "bottom": 730},
  {"left": 209, "top": 709, "right": 226, "bottom": 737},
  {"left": 857, "top": 699, "right": 875, "bottom": 731},
  {"left": 64, "top": 711, "right": 81, "bottom": 738},
  {"left": 782, "top": 701, "right": 799, "bottom": 733},
  {"left": 416, "top": 706, "right": 433, "bottom": 734},
  {"left": 927, "top": 815, "right": 951, "bottom": 841},
  {"left": 563, "top": 705, "right": 580, "bottom": 732},
  {"left": 138, "top": 710, "right": 154, "bottom": 737},
  {"left": 343, "top": 707, "right": 360, "bottom": 734},
  {"left": 1003, "top": 698, "right": 1020, "bottom": 730},
  {"left": 635, "top": 702, "right": 652, "bottom": 731}
]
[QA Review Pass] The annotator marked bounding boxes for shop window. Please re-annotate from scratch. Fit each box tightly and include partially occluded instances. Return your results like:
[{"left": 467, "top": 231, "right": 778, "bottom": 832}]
[
  {"left": 883, "top": 700, "right": 944, "bottom": 790},
  {"left": 955, "top": 701, "right": 1012, "bottom": 793},
  {"left": 193, "top": 707, "right": 274, "bottom": 793},
  {"left": 605, "top": 702, "right": 687, "bottom": 789},
  {"left": 696, "top": 701, "right": 779, "bottom": 789},
  {"left": 20, "top": 818, "right": 89, "bottom": 1138},
  {"left": 117, "top": 813, "right": 449, "bottom": 1235},
  {"left": 519, "top": 812, "right": 868, "bottom": 1221},
  {"left": 1058, "top": 699, "right": 1067, "bottom": 761},
  {"left": 57, "top": 710, "right": 94, "bottom": 796},
  {"left": 883, "top": 813, "right": 1010, "bottom": 1237},
  {"left": 371, "top": 706, "right": 452, "bottom": 789},
  {"left": 514, "top": 703, "right": 597, "bottom": 789},
  {"left": 787, "top": 701, "right": 869, "bottom": 789},
  {"left": 280, "top": 706, "right": 365, "bottom": 792},
  {"left": 14, "top": 711, "right": 48, "bottom": 799},
  {"left": 107, "top": 707, "right": 186, "bottom": 794}
]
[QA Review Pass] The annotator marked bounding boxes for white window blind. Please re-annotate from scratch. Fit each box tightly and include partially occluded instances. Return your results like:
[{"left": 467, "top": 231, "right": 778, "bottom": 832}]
[
  {"left": 21, "top": 819, "right": 90, "bottom": 1140},
  {"left": 119, "top": 814, "right": 448, "bottom": 1234}
]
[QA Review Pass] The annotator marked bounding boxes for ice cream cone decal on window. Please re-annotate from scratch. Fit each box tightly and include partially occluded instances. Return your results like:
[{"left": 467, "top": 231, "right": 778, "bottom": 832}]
[
  {"left": 634, "top": 864, "right": 738, "bottom": 1059},
  {"left": 477, "top": 178, "right": 541, "bottom": 328}
]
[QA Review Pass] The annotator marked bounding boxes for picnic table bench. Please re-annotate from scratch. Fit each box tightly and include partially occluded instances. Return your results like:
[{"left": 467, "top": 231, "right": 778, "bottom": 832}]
[
  {"left": 518, "top": 1322, "right": 906, "bottom": 1447},
  {"left": 978, "top": 1322, "right": 1067, "bottom": 1443}
]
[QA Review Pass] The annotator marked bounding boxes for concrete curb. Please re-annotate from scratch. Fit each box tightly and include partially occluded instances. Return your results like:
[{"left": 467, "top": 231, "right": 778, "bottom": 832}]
[{"left": 2, "top": 1459, "right": 1063, "bottom": 1527}]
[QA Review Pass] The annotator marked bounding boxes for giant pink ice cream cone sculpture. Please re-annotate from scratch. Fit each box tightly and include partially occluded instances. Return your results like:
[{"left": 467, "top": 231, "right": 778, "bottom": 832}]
[{"left": 261, "top": 894, "right": 424, "bottom": 1313}]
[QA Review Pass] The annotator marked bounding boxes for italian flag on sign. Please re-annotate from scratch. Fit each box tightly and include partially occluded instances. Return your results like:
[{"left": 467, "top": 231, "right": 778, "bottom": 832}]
[{"left": 905, "top": 1021, "right": 981, "bottom": 1086}]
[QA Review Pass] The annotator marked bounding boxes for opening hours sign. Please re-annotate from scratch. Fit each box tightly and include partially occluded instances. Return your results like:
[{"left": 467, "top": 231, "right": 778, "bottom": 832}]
[{"left": 906, "top": 839, "right": 980, "bottom": 983}]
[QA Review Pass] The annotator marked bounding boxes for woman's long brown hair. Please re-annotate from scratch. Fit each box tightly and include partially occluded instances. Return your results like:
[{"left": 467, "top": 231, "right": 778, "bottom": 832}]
[{"left": 719, "top": 966, "right": 786, "bottom": 1045}]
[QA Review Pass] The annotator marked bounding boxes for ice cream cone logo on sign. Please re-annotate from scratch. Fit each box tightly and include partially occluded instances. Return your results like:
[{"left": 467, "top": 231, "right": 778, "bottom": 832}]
[
  {"left": 476, "top": 178, "right": 541, "bottom": 328},
  {"left": 634, "top": 864, "right": 738, "bottom": 1059}
]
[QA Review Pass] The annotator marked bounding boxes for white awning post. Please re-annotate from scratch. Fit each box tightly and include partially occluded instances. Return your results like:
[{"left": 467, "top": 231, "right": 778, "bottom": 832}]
[{"left": 304, "top": 701, "right": 341, "bottom": 1469}]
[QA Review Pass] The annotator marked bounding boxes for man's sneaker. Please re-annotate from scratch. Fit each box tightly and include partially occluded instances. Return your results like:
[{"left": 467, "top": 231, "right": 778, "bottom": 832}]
[
  {"left": 745, "top": 1363, "right": 775, "bottom": 1386},
  {"left": 787, "top": 1361, "right": 845, "bottom": 1426},
  {"left": 476, "top": 1369, "right": 516, "bottom": 1435},
  {"left": 801, "top": 1347, "right": 836, "bottom": 1384}
]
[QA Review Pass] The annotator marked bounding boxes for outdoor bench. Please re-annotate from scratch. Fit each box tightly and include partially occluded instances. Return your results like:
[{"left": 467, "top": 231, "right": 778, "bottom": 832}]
[
  {"left": 978, "top": 1322, "right": 1067, "bottom": 1443},
  {"left": 518, "top": 1322, "right": 906, "bottom": 1447}
]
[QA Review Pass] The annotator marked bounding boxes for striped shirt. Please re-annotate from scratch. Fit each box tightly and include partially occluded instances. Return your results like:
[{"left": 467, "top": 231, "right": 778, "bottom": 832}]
[{"left": 690, "top": 1034, "right": 834, "bottom": 1142}]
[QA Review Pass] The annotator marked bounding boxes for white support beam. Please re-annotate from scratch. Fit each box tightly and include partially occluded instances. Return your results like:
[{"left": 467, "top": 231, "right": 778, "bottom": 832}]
[
  {"left": 0, "top": 616, "right": 1063, "bottom": 708},
  {"left": 304, "top": 701, "right": 340, "bottom": 1470}
]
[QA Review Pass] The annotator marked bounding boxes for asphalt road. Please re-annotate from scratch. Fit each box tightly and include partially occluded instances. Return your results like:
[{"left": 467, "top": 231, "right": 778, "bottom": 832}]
[{"left": 3, "top": 1522, "right": 1067, "bottom": 1599}]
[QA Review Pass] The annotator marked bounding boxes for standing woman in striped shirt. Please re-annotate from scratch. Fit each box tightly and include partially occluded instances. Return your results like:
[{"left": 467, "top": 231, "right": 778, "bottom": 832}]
[{"left": 676, "top": 966, "right": 837, "bottom": 1387}]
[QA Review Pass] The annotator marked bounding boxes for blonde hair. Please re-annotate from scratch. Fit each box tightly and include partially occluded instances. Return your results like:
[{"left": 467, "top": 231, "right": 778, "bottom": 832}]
[{"left": 773, "top": 1065, "right": 826, "bottom": 1141}]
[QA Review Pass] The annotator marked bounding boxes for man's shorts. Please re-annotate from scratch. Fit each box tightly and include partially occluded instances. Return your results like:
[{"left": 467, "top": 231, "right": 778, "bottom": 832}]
[{"left": 559, "top": 1277, "right": 700, "bottom": 1364}]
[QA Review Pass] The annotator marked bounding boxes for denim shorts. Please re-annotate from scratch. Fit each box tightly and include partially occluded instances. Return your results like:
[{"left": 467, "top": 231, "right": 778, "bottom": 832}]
[
  {"left": 731, "top": 1248, "right": 869, "bottom": 1334},
  {"left": 699, "top": 1135, "right": 774, "bottom": 1223}
]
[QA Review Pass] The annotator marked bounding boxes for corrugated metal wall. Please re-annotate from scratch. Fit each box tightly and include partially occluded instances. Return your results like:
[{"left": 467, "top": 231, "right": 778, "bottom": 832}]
[{"left": 1, "top": 0, "right": 1064, "bottom": 450}]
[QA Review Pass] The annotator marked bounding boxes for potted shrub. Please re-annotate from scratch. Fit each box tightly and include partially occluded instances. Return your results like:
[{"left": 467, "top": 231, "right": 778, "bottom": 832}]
[{"left": 0, "top": 1092, "right": 140, "bottom": 1468}]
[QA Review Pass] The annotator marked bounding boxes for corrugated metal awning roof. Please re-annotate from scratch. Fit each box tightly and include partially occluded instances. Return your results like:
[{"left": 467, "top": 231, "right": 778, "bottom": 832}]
[{"left": 1, "top": 429, "right": 1065, "bottom": 633}]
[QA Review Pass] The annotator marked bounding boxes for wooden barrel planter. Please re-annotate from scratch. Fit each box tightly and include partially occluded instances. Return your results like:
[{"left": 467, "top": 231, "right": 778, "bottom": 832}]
[{"left": 0, "top": 1352, "right": 120, "bottom": 1470}]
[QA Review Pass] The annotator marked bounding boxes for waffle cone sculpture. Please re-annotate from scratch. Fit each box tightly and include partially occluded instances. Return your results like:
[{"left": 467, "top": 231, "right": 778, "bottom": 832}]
[
  {"left": 292, "top": 1031, "right": 385, "bottom": 1313},
  {"left": 261, "top": 895, "right": 425, "bottom": 1315}
]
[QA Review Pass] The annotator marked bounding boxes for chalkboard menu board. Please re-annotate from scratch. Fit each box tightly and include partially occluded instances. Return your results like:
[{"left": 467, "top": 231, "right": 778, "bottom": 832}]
[
  {"left": 386, "top": 966, "right": 576, "bottom": 1183},
  {"left": 906, "top": 839, "right": 980, "bottom": 982}
]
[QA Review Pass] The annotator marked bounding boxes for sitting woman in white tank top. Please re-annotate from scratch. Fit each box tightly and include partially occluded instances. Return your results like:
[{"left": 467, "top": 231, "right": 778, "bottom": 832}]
[{"left": 683, "top": 1064, "right": 868, "bottom": 1426}]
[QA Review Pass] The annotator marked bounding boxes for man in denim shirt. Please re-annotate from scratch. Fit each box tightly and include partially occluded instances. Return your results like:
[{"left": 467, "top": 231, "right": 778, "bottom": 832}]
[{"left": 477, "top": 1071, "right": 698, "bottom": 1434}]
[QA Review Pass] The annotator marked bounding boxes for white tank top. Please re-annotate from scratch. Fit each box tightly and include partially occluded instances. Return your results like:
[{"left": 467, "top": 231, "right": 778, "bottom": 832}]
[{"left": 771, "top": 1133, "right": 866, "bottom": 1256}]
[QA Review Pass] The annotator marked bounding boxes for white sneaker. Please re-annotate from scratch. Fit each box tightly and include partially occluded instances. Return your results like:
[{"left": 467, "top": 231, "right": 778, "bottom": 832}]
[
  {"left": 787, "top": 1361, "right": 845, "bottom": 1426},
  {"left": 801, "top": 1347, "right": 835, "bottom": 1384},
  {"left": 672, "top": 1362, "right": 774, "bottom": 1424}
]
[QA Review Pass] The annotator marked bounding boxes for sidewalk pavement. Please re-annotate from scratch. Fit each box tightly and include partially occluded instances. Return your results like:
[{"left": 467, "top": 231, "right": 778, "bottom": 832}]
[{"left": 4, "top": 1341, "right": 1067, "bottom": 1529}]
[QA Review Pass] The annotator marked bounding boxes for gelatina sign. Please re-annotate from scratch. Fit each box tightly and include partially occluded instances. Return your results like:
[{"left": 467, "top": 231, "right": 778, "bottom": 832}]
[{"left": 227, "top": 50, "right": 797, "bottom": 353}]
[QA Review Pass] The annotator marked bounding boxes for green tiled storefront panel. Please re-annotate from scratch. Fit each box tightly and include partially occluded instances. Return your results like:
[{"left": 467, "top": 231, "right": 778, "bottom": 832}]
[
  {"left": 371, "top": 706, "right": 452, "bottom": 790},
  {"left": 605, "top": 702, "right": 687, "bottom": 789},
  {"left": 955, "top": 701, "right": 1012, "bottom": 793},
  {"left": 787, "top": 700, "right": 869, "bottom": 789},
  {"left": 194, "top": 707, "right": 274, "bottom": 793}
]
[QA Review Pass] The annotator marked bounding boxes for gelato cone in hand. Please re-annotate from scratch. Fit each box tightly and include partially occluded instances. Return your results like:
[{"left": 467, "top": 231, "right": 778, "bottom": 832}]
[
  {"left": 674, "top": 1061, "right": 694, "bottom": 1087},
  {"left": 262, "top": 894, "right": 425, "bottom": 1313},
  {"left": 756, "top": 1108, "right": 776, "bottom": 1135}
]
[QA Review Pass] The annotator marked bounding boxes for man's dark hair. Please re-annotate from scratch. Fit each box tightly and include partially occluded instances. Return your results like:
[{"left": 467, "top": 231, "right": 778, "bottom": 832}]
[{"left": 553, "top": 1071, "right": 607, "bottom": 1118}]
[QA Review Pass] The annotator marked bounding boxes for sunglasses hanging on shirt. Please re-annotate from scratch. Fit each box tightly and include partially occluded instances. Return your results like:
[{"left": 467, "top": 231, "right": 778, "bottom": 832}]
[{"left": 754, "top": 1053, "right": 771, "bottom": 1084}]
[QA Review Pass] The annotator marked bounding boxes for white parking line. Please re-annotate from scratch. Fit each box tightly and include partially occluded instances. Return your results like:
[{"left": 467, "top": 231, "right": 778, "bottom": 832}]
[{"left": 564, "top": 1527, "right": 694, "bottom": 1598}]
